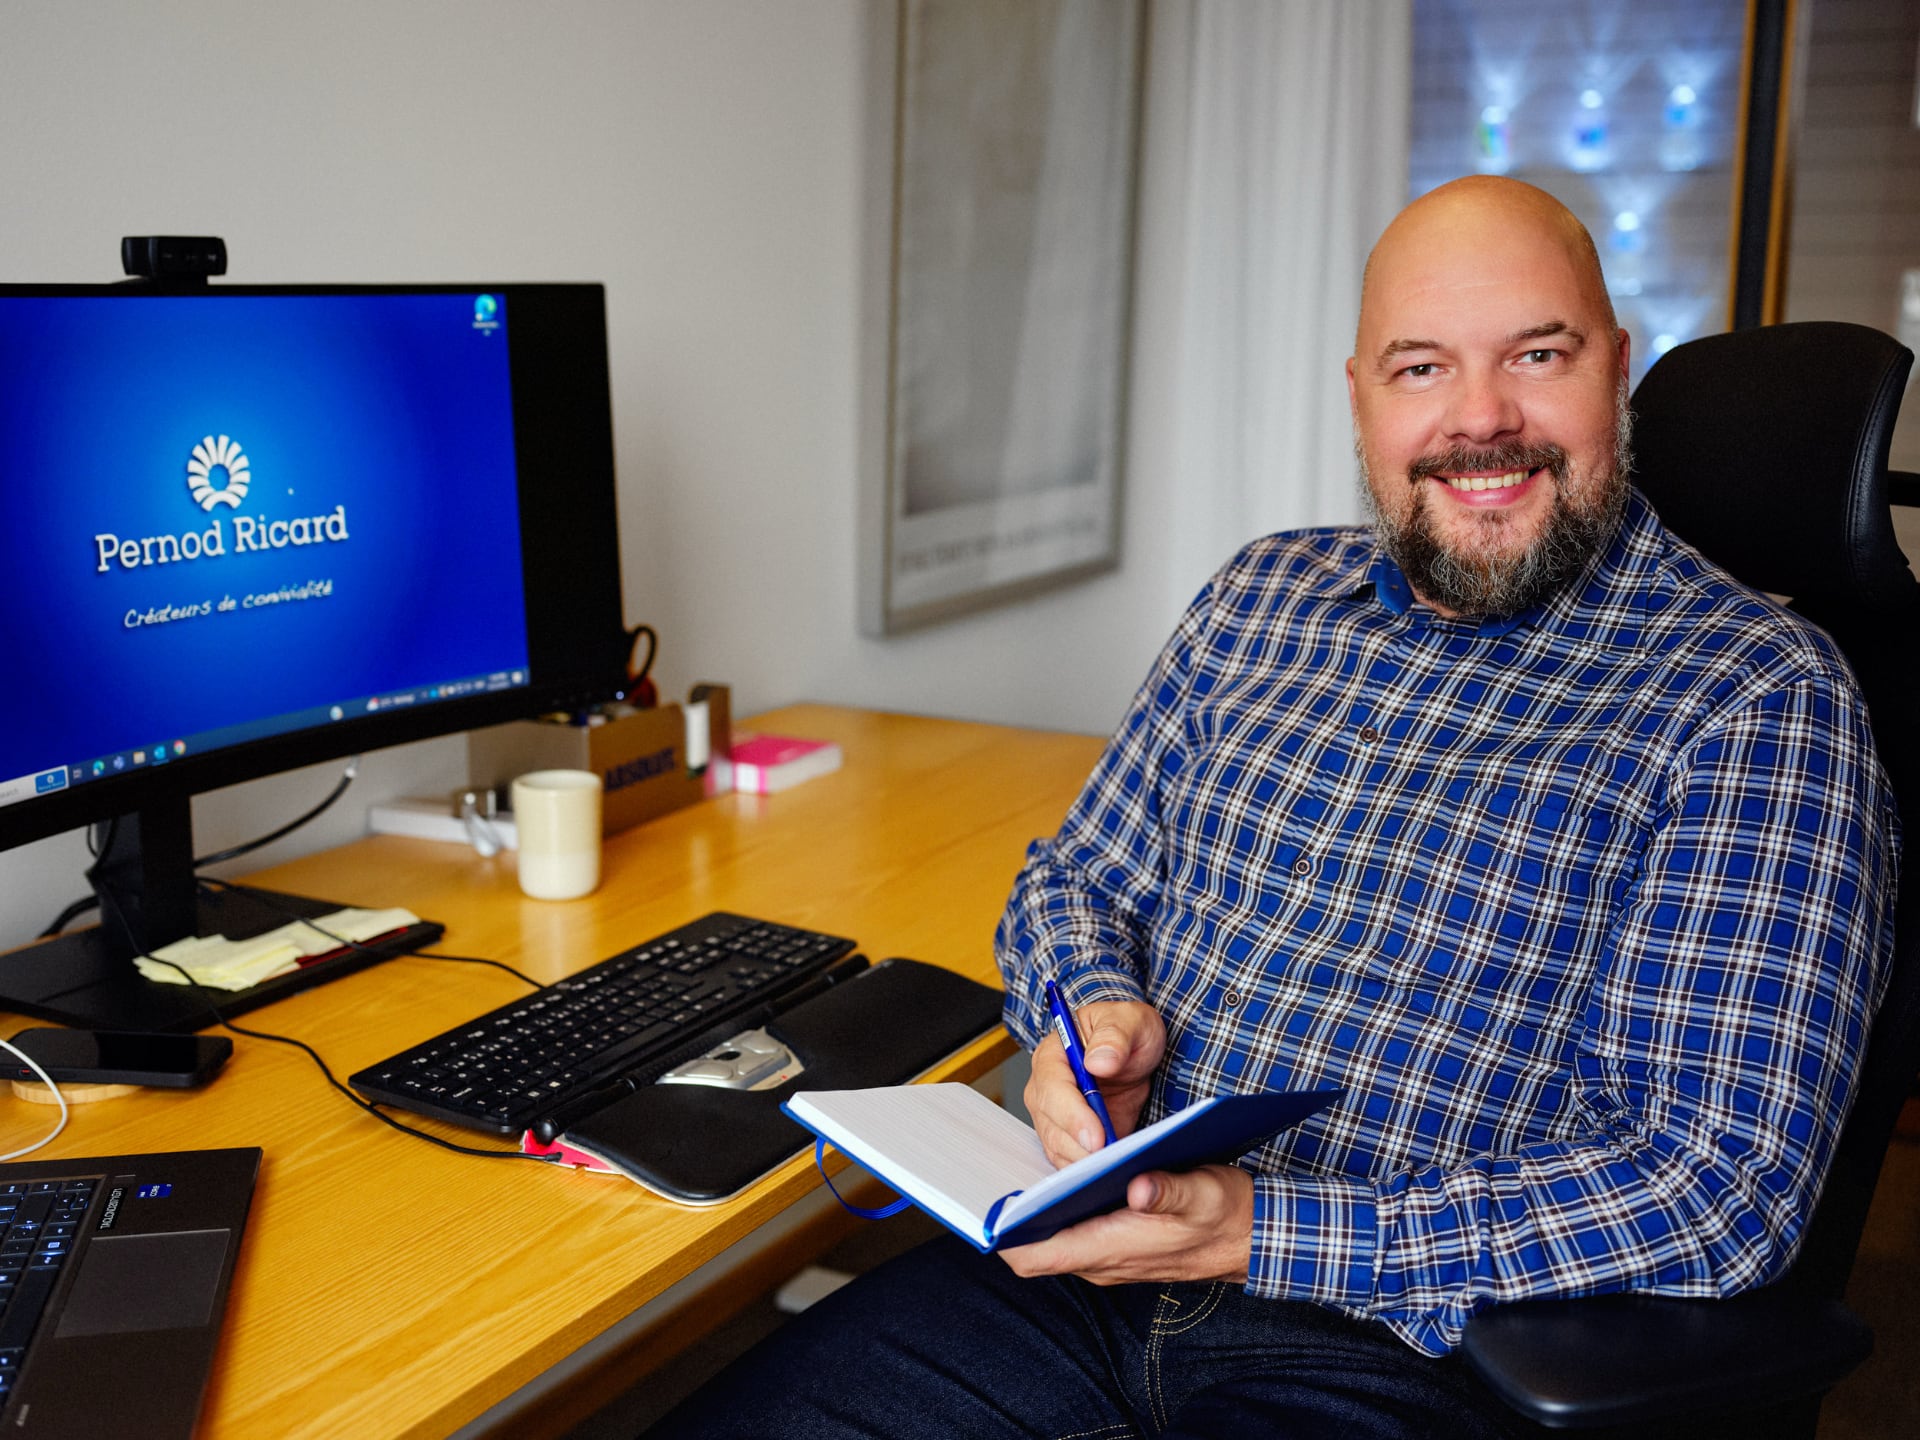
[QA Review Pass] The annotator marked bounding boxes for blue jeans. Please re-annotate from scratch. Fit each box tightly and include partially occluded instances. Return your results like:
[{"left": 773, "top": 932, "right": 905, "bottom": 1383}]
[{"left": 648, "top": 1236, "right": 1531, "bottom": 1439}]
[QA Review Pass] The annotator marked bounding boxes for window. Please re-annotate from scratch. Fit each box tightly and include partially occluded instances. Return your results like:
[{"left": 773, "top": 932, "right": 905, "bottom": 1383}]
[{"left": 1412, "top": 0, "right": 1750, "bottom": 384}]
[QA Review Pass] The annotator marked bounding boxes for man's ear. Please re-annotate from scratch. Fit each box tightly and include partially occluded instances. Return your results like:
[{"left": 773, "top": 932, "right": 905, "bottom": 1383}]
[
  {"left": 1615, "top": 326, "right": 1632, "bottom": 383},
  {"left": 1345, "top": 355, "right": 1359, "bottom": 417}
]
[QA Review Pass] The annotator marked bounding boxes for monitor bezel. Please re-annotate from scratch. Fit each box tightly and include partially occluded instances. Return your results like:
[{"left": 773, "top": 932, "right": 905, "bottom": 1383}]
[{"left": 0, "top": 280, "right": 628, "bottom": 854}]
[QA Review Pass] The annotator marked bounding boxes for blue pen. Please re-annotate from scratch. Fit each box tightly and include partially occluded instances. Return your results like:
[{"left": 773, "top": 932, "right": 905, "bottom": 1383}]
[{"left": 1045, "top": 980, "right": 1119, "bottom": 1146}]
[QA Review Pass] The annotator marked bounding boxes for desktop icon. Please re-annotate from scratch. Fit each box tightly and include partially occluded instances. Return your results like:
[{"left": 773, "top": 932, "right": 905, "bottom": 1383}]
[
  {"left": 133, "top": 750, "right": 147, "bottom": 765},
  {"left": 151, "top": 744, "right": 168, "bottom": 765},
  {"left": 329, "top": 705, "right": 344, "bottom": 721},
  {"left": 367, "top": 697, "right": 380, "bottom": 712},
  {"left": 173, "top": 740, "right": 186, "bottom": 756},
  {"left": 91, "top": 760, "right": 105, "bottom": 777},
  {"left": 112, "top": 755, "right": 126, "bottom": 772},
  {"left": 474, "top": 293, "right": 499, "bottom": 326}
]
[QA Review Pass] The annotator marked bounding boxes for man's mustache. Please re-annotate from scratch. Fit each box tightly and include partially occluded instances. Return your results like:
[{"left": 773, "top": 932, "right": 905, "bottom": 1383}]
[{"left": 1405, "top": 441, "right": 1570, "bottom": 487}]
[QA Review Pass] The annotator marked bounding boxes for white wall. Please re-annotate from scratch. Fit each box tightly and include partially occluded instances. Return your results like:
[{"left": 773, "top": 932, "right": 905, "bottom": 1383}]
[{"left": 0, "top": 1, "right": 1229, "bottom": 951}]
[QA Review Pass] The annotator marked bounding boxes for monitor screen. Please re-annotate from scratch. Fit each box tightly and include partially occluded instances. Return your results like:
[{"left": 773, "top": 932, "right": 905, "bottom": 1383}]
[
  {"left": 0, "top": 290, "right": 533, "bottom": 808},
  {"left": 0, "top": 281, "right": 627, "bottom": 1030}
]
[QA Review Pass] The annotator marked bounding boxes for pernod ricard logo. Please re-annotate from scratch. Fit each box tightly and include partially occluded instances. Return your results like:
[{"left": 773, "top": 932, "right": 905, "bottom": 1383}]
[
  {"left": 186, "top": 434, "right": 250, "bottom": 510},
  {"left": 93, "top": 435, "right": 350, "bottom": 573}
]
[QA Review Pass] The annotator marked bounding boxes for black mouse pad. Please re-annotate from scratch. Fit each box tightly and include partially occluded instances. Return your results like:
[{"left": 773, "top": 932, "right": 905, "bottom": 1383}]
[{"left": 561, "top": 958, "right": 1006, "bottom": 1202}]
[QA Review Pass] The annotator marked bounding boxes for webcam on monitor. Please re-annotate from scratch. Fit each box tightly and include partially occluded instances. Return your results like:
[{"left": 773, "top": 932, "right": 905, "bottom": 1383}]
[{"left": 121, "top": 235, "right": 227, "bottom": 283}]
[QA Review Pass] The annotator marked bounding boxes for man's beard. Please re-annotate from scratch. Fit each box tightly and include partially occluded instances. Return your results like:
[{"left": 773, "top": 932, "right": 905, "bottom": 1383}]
[{"left": 1359, "top": 387, "right": 1633, "bottom": 618}]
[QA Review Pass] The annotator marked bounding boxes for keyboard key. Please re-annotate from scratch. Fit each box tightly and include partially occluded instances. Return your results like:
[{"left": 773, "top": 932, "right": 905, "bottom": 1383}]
[{"left": 0, "top": 1267, "right": 59, "bottom": 1350}]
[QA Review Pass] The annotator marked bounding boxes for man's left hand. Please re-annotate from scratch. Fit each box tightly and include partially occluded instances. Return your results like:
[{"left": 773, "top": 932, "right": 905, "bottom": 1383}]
[{"left": 998, "top": 1164, "right": 1254, "bottom": 1286}]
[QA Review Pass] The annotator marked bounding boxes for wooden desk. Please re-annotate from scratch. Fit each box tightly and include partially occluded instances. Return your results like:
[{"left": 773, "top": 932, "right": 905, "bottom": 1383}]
[{"left": 0, "top": 705, "right": 1101, "bottom": 1439}]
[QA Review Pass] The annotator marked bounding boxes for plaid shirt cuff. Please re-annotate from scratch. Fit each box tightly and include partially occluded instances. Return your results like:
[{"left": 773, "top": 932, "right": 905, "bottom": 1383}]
[
  {"left": 1246, "top": 1170, "right": 1379, "bottom": 1312},
  {"left": 1054, "top": 961, "right": 1146, "bottom": 1010},
  {"left": 1002, "top": 959, "right": 1147, "bottom": 1049}
]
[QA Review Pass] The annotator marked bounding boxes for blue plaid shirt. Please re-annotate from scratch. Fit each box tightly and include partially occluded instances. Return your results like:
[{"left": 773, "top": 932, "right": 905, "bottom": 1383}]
[{"left": 995, "top": 489, "right": 1897, "bottom": 1356}]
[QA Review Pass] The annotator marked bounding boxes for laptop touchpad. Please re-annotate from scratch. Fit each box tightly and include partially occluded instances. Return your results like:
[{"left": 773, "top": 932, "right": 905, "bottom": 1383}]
[{"left": 55, "top": 1229, "right": 231, "bottom": 1338}]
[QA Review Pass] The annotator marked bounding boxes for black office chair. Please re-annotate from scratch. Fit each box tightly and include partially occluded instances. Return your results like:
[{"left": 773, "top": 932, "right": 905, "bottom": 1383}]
[{"left": 1460, "top": 321, "right": 1920, "bottom": 1436}]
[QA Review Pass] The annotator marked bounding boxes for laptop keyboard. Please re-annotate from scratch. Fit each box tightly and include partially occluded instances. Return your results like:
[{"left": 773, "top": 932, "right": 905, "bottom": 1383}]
[
  {"left": 0, "top": 1178, "right": 95, "bottom": 1401},
  {"left": 348, "top": 911, "right": 856, "bottom": 1135}
]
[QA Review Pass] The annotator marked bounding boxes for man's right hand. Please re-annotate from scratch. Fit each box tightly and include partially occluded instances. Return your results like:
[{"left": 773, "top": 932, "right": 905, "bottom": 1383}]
[{"left": 1025, "top": 999, "right": 1165, "bottom": 1167}]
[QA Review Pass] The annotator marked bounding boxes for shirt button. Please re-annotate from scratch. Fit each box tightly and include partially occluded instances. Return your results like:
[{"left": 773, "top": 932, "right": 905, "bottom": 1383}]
[
  {"left": 1359, "top": 724, "right": 1381, "bottom": 743},
  {"left": 1223, "top": 990, "right": 1241, "bottom": 1009},
  {"left": 1292, "top": 857, "right": 1314, "bottom": 878}
]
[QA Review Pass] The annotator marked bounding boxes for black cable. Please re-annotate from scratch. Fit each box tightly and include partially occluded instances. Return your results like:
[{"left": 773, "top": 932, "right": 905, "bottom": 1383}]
[
  {"left": 141, "top": 954, "right": 557, "bottom": 1164},
  {"left": 84, "top": 814, "right": 119, "bottom": 862},
  {"left": 38, "top": 894, "right": 99, "bottom": 939},
  {"left": 104, "top": 878, "right": 555, "bottom": 1165},
  {"left": 406, "top": 950, "right": 546, "bottom": 990},
  {"left": 194, "top": 757, "right": 361, "bottom": 870},
  {"left": 46, "top": 755, "right": 356, "bottom": 937},
  {"left": 43, "top": 816, "right": 124, "bottom": 938}
]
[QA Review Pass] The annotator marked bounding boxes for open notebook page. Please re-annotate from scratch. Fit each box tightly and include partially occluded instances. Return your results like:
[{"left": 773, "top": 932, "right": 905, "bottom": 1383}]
[{"left": 790, "top": 1083, "right": 1054, "bottom": 1240}]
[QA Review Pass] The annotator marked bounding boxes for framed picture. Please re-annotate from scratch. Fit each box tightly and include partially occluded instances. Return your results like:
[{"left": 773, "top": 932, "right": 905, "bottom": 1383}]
[{"left": 858, "top": 0, "right": 1146, "bottom": 635}]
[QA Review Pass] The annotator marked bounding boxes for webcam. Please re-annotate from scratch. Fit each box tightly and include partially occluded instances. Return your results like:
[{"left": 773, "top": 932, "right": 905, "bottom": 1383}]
[{"left": 121, "top": 236, "right": 227, "bottom": 283}]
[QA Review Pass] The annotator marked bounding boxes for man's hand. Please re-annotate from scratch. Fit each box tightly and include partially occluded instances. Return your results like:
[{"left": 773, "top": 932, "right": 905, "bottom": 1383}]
[
  {"left": 1000, "top": 1164, "right": 1253, "bottom": 1286},
  {"left": 1025, "top": 999, "right": 1165, "bottom": 1166}
]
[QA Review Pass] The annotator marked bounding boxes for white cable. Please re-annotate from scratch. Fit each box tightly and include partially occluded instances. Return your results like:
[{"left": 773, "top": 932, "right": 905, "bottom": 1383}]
[{"left": 0, "top": 1037, "right": 68, "bottom": 1160}]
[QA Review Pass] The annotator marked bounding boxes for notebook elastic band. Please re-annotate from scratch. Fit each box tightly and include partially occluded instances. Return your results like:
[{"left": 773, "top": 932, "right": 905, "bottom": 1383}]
[{"left": 813, "top": 1136, "right": 913, "bottom": 1219}]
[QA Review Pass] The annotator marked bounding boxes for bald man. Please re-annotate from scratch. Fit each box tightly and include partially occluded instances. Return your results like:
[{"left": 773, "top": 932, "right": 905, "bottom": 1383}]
[{"left": 652, "top": 178, "right": 1896, "bottom": 1439}]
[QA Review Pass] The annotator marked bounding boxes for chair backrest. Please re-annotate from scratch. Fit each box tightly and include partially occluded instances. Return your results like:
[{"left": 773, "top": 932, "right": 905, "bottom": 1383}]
[{"left": 1630, "top": 320, "right": 1920, "bottom": 1300}]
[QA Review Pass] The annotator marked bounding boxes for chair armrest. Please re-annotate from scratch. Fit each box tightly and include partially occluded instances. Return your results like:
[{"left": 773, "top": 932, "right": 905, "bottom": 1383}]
[
  {"left": 1886, "top": 469, "right": 1920, "bottom": 509},
  {"left": 1458, "top": 1285, "right": 1871, "bottom": 1429}
]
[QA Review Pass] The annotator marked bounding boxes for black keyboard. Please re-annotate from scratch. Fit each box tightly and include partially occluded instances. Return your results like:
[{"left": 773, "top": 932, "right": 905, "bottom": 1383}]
[
  {"left": 349, "top": 911, "right": 856, "bottom": 1135},
  {"left": 0, "top": 1177, "right": 94, "bottom": 1400}
]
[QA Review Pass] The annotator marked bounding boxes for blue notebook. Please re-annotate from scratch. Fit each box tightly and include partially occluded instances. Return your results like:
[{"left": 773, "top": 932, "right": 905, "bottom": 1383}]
[{"left": 783, "top": 1082, "right": 1342, "bottom": 1251}]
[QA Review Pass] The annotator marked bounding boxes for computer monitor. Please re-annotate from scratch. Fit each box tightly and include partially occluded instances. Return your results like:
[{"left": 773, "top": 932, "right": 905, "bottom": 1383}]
[{"left": 0, "top": 282, "right": 629, "bottom": 1031}]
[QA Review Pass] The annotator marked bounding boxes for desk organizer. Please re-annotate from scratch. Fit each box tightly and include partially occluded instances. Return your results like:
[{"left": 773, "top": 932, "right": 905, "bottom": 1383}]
[{"left": 467, "top": 682, "right": 731, "bottom": 837}]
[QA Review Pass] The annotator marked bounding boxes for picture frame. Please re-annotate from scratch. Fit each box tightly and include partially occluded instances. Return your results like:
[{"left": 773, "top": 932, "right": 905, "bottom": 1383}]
[{"left": 858, "top": 0, "right": 1146, "bottom": 635}]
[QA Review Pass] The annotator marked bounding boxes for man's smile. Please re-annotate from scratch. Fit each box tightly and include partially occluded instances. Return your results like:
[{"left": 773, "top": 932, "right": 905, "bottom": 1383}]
[{"left": 1426, "top": 465, "right": 1547, "bottom": 506}]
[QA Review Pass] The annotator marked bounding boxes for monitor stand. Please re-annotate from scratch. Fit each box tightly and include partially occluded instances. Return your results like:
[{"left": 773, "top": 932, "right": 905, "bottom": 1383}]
[{"left": 0, "top": 797, "right": 442, "bottom": 1033}]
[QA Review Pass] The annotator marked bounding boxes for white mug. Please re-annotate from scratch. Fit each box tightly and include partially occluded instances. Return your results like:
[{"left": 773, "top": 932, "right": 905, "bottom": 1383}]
[{"left": 511, "top": 769, "right": 603, "bottom": 900}]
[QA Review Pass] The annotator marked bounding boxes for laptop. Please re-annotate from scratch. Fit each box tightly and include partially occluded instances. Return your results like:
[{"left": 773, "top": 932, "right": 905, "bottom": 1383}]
[{"left": 0, "top": 1147, "right": 259, "bottom": 1439}]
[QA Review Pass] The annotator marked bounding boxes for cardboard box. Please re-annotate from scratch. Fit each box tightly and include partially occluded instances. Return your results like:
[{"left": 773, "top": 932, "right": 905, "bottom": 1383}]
[{"left": 467, "top": 683, "right": 731, "bottom": 837}]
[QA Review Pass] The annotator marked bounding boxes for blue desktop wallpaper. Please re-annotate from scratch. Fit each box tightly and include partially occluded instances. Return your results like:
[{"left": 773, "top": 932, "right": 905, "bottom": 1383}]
[{"left": 0, "top": 292, "right": 530, "bottom": 779}]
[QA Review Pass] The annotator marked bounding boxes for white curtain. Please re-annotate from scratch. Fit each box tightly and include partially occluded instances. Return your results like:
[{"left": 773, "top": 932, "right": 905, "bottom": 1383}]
[{"left": 1153, "top": 0, "right": 1412, "bottom": 613}]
